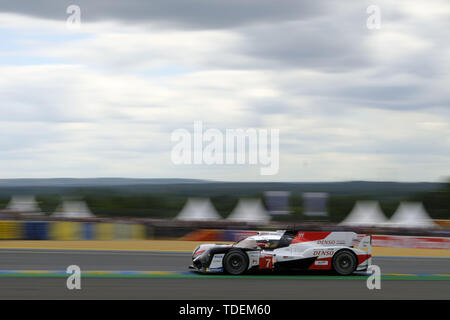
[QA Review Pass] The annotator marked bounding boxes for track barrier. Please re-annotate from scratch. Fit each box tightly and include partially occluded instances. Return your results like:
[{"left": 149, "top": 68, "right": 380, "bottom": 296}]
[
  {"left": 0, "top": 221, "right": 449, "bottom": 249},
  {"left": 0, "top": 221, "right": 150, "bottom": 240}
]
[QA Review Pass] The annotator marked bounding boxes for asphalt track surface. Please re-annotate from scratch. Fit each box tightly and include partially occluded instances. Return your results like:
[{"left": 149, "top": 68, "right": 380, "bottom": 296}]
[{"left": 0, "top": 249, "right": 449, "bottom": 299}]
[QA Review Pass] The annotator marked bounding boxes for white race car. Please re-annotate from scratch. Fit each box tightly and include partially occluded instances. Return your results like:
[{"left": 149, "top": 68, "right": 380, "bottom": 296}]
[{"left": 190, "top": 230, "right": 372, "bottom": 275}]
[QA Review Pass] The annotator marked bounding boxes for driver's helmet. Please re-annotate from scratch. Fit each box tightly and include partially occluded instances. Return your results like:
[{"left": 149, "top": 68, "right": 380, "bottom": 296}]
[{"left": 256, "top": 240, "right": 269, "bottom": 248}]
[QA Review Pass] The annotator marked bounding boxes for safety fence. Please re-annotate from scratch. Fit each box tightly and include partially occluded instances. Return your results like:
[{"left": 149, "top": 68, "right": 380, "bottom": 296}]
[{"left": 0, "top": 221, "right": 146, "bottom": 240}]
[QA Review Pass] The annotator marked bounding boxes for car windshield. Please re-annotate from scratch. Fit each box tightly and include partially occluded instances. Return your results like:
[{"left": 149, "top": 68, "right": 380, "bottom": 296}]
[{"left": 234, "top": 238, "right": 259, "bottom": 249}]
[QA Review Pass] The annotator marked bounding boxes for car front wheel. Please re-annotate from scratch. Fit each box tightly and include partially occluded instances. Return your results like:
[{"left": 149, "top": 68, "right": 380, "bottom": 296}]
[{"left": 223, "top": 249, "right": 249, "bottom": 275}]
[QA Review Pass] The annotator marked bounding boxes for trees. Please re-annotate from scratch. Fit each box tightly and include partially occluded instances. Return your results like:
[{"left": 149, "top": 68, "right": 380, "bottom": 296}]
[{"left": 411, "top": 179, "right": 450, "bottom": 219}]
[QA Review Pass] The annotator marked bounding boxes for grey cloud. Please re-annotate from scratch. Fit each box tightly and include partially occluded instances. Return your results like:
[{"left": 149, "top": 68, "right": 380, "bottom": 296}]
[
  {"left": 281, "top": 131, "right": 450, "bottom": 157},
  {"left": 238, "top": 16, "right": 371, "bottom": 72},
  {"left": 335, "top": 85, "right": 423, "bottom": 103},
  {"left": 0, "top": 0, "right": 327, "bottom": 29},
  {"left": 247, "top": 98, "right": 295, "bottom": 115},
  {"left": 1, "top": 0, "right": 450, "bottom": 181}
]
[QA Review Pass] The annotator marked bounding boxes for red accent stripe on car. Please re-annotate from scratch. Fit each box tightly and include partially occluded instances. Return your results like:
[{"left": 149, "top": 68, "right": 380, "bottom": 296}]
[
  {"left": 357, "top": 254, "right": 371, "bottom": 265},
  {"left": 193, "top": 250, "right": 206, "bottom": 257},
  {"left": 291, "top": 232, "right": 331, "bottom": 244}
]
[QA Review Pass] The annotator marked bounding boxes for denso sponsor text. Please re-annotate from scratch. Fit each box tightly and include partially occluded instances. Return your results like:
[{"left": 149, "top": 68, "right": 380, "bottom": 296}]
[{"left": 317, "top": 240, "right": 335, "bottom": 245}]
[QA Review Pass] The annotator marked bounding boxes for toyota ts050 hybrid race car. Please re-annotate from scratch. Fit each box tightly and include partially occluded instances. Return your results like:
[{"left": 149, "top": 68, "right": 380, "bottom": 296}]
[{"left": 189, "top": 230, "right": 372, "bottom": 275}]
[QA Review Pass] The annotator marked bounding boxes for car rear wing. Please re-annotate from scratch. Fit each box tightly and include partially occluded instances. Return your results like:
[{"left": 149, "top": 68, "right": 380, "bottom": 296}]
[{"left": 356, "top": 234, "right": 372, "bottom": 266}]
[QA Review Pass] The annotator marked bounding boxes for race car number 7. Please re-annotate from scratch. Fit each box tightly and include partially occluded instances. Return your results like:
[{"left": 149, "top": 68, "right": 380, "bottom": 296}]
[{"left": 259, "top": 256, "right": 272, "bottom": 269}]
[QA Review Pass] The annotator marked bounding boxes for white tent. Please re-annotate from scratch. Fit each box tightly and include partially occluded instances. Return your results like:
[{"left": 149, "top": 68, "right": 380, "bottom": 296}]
[
  {"left": 52, "top": 200, "right": 95, "bottom": 219},
  {"left": 387, "top": 202, "right": 438, "bottom": 229},
  {"left": 175, "top": 198, "right": 221, "bottom": 221},
  {"left": 6, "top": 195, "right": 42, "bottom": 216},
  {"left": 227, "top": 199, "right": 271, "bottom": 223},
  {"left": 339, "top": 201, "right": 387, "bottom": 227}
]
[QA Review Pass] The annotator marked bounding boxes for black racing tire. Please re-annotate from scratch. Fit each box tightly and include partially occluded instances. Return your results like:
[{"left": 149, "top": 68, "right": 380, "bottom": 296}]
[
  {"left": 332, "top": 250, "right": 357, "bottom": 275},
  {"left": 223, "top": 249, "right": 249, "bottom": 275}
]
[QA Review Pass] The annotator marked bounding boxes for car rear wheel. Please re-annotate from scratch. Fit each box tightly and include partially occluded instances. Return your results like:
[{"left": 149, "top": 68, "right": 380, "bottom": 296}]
[
  {"left": 223, "top": 249, "right": 249, "bottom": 275},
  {"left": 332, "top": 250, "right": 357, "bottom": 275}
]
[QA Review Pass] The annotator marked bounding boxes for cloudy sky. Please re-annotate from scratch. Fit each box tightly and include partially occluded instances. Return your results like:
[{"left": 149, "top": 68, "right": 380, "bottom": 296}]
[{"left": 1, "top": 0, "right": 449, "bottom": 182}]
